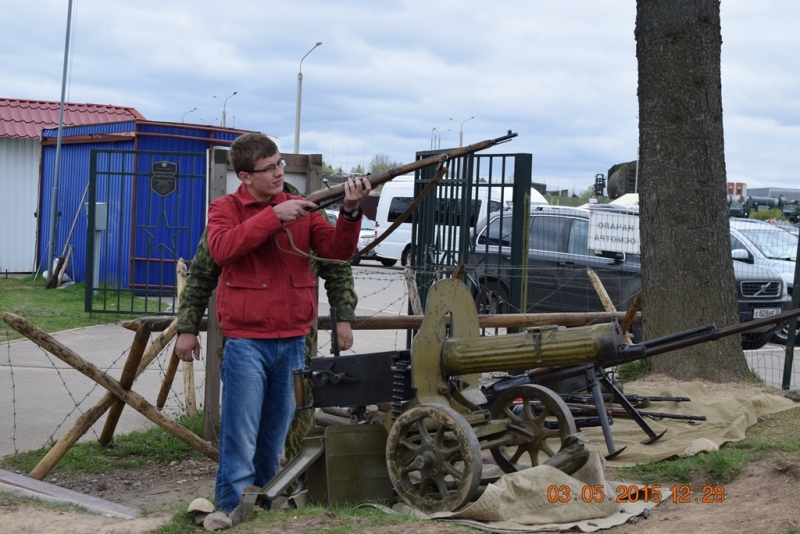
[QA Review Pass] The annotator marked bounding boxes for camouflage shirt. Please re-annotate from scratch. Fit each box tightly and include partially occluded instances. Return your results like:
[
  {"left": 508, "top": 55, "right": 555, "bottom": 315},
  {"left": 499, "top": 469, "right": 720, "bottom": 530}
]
[{"left": 176, "top": 183, "right": 357, "bottom": 335}]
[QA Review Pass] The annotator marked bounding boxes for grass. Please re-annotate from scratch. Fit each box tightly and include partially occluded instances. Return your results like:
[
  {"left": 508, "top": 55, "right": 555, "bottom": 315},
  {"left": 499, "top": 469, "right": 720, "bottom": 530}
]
[
  {"left": 615, "top": 406, "right": 800, "bottom": 486},
  {"left": 159, "top": 504, "right": 480, "bottom": 534},
  {"left": 0, "top": 412, "right": 207, "bottom": 475},
  {"left": 0, "top": 275, "right": 166, "bottom": 342}
]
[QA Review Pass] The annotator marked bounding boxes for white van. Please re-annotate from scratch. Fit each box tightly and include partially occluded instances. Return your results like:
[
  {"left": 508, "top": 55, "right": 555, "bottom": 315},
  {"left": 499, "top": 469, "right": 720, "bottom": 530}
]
[{"left": 375, "top": 176, "right": 548, "bottom": 265}]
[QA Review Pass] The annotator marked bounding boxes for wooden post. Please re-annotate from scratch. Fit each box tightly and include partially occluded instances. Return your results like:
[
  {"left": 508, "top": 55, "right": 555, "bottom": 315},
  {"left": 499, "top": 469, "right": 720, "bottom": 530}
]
[
  {"left": 156, "top": 259, "right": 194, "bottom": 413},
  {"left": 177, "top": 260, "right": 196, "bottom": 416},
  {"left": 587, "top": 267, "right": 632, "bottom": 344},
  {"left": 156, "top": 346, "right": 180, "bottom": 410},
  {"left": 99, "top": 320, "right": 150, "bottom": 444},
  {"left": 404, "top": 265, "right": 424, "bottom": 315},
  {"left": 203, "top": 147, "right": 228, "bottom": 441}
]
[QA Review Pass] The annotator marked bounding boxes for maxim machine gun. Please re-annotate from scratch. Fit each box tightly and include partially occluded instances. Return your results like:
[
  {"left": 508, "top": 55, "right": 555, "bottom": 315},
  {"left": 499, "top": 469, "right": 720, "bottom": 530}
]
[{"left": 241, "top": 278, "right": 800, "bottom": 519}]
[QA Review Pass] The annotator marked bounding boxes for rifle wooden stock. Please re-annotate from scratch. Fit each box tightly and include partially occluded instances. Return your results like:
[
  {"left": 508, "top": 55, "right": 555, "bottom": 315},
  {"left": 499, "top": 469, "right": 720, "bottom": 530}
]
[{"left": 304, "top": 131, "right": 518, "bottom": 206}]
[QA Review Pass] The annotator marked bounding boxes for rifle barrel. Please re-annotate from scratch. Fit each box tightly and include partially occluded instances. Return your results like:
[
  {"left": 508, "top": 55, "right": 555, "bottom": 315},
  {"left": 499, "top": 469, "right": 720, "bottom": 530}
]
[{"left": 305, "top": 131, "right": 518, "bottom": 205}]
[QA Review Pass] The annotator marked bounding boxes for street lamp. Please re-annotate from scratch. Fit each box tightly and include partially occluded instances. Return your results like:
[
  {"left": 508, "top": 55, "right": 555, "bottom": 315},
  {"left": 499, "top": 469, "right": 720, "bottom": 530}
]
[
  {"left": 213, "top": 91, "right": 237, "bottom": 128},
  {"left": 199, "top": 117, "right": 218, "bottom": 126},
  {"left": 294, "top": 41, "right": 323, "bottom": 153},
  {"left": 449, "top": 116, "right": 474, "bottom": 147},
  {"left": 181, "top": 107, "right": 197, "bottom": 123},
  {"left": 431, "top": 127, "right": 437, "bottom": 150},
  {"left": 435, "top": 128, "right": 451, "bottom": 150}
]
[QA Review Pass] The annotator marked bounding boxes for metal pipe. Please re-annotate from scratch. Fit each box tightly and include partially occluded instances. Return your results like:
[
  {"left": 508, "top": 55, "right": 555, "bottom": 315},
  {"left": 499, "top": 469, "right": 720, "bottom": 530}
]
[
  {"left": 46, "top": 0, "right": 74, "bottom": 277},
  {"left": 294, "top": 42, "right": 322, "bottom": 153}
]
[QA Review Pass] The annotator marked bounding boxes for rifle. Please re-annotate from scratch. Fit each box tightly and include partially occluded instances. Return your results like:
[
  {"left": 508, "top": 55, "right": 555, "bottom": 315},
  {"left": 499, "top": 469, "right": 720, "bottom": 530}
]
[
  {"left": 304, "top": 131, "right": 518, "bottom": 210},
  {"left": 563, "top": 403, "right": 707, "bottom": 422},
  {"left": 559, "top": 393, "right": 692, "bottom": 406}
]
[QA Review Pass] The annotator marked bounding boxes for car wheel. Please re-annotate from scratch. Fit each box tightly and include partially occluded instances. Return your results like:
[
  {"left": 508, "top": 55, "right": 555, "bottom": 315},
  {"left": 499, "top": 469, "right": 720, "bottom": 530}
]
[
  {"left": 401, "top": 246, "right": 411, "bottom": 267},
  {"left": 380, "top": 258, "right": 397, "bottom": 267},
  {"left": 741, "top": 332, "right": 772, "bottom": 351},
  {"left": 770, "top": 322, "right": 788, "bottom": 345},
  {"left": 474, "top": 281, "right": 510, "bottom": 315}
]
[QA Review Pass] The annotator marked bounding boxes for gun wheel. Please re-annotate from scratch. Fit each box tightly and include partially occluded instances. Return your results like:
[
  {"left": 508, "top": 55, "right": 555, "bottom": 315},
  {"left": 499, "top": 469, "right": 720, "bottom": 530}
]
[
  {"left": 386, "top": 404, "right": 482, "bottom": 514},
  {"left": 489, "top": 384, "right": 578, "bottom": 473}
]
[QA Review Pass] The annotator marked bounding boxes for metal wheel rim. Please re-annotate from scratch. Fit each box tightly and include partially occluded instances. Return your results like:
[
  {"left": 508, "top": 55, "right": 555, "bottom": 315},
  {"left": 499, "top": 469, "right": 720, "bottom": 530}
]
[
  {"left": 386, "top": 404, "right": 482, "bottom": 513},
  {"left": 489, "top": 384, "right": 578, "bottom": 473}
]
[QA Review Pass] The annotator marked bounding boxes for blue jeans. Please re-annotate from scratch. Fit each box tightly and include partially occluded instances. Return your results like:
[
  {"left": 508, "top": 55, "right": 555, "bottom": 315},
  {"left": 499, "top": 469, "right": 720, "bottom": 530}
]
[{"left": 214, "top": 336, "right": 304, "bottom": 512}]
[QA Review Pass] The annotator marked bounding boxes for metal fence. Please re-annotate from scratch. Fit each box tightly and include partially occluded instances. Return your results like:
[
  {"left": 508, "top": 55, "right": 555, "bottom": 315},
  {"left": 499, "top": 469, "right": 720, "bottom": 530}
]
[{"left": 85, "top": 149, "right": 207, "bottom": 315}]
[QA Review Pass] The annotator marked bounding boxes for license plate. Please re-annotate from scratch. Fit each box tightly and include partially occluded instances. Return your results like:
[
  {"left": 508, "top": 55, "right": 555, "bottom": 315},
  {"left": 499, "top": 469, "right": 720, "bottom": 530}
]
[{"left": 753, "top": 308, "right": 780, "bottom": 319}]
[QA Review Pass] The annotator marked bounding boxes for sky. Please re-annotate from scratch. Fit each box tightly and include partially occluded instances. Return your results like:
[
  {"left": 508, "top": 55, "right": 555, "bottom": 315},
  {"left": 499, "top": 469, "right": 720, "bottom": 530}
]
[{"left": 1, "top": 0, "right": 798, "bottom": 193}]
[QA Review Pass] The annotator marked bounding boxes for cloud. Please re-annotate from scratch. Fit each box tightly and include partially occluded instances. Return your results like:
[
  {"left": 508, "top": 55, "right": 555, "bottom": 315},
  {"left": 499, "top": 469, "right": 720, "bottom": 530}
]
[{"left": 1, "top": 0, "right": 798, "bottom": 190}]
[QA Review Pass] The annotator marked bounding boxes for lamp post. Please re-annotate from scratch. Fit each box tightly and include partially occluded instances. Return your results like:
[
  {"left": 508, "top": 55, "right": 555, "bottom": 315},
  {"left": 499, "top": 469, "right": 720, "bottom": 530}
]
[
  {"left": 181, "top": 107, "right": 197, "bottom": 123},
  {"left": 449, "top": 116, "right": 474, "bottom": 147},
  {"left": 431, "top": 127, "right": 437, "bottom": 150},
  {"left": 294, "top": 41, "right": 323, "bottom": 153},
  {"left": 436, "top": 128, "right": 451, "bottom": 150},
  {"left": 199, "top": 117, "right": 218, "bottom": 126},
  {"left": 213, "top": 92, "right": 237, "bottom": 128}
]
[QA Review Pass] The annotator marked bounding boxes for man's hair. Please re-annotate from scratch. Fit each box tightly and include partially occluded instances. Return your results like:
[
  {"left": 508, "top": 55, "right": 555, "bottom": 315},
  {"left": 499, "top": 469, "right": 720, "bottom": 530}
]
[{"left": 229, "top": 133, "right": 279, "bottom": 174}]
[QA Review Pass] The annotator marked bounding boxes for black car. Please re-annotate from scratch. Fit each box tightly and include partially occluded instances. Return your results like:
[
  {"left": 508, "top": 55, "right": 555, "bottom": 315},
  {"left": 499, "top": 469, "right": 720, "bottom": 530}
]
[{"left": 469, "top": 205, "right": 789, "bottom": 350}]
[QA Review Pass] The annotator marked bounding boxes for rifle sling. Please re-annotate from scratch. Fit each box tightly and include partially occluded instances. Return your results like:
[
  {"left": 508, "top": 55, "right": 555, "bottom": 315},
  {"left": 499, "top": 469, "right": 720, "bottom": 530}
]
[{"left": 347, "top": 162, "right": 449, "bottom": 264}]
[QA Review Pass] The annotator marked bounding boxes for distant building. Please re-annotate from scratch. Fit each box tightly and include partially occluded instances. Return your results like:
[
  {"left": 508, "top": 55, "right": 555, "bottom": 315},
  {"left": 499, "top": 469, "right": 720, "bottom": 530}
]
[
  {"left": 0, "top": 98, "right": 143, "bottom": 273},
  {"left": 727, "top": 182, "right": 747, "bottom": 196}
]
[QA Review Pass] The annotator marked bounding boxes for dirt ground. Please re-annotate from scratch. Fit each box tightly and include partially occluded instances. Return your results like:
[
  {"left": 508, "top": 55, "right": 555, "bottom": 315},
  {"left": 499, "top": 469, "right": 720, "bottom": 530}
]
[{"left": 1, "top": 376, "right": 798, "bottom": 534}]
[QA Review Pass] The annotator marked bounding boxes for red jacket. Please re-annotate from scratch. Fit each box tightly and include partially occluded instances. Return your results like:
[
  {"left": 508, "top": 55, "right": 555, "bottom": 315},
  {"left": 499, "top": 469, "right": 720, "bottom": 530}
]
[{"left": 207, "top": 184, "right": 361, "bottom": 339}]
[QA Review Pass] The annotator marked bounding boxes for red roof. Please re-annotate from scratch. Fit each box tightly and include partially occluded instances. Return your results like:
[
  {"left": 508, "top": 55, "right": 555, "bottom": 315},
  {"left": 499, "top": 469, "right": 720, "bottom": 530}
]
[{"left": 0, "top": 98, "right": 145, "bottom": 139}]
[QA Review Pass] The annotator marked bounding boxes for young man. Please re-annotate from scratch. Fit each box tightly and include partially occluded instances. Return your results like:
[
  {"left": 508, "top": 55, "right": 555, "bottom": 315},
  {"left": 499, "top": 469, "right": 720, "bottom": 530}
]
[
  {"left": 195, "top": 132, "right": 369, "bottom": 511},
  {"left": 174, "top": 194, "right": 358, "bottom": 496}
]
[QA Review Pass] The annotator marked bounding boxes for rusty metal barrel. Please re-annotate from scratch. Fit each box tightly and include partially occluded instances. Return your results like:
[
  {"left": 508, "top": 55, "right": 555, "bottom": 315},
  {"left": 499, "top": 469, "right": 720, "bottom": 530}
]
[{"left": 441, "top": 321, "right": 626, "bottom": 376}]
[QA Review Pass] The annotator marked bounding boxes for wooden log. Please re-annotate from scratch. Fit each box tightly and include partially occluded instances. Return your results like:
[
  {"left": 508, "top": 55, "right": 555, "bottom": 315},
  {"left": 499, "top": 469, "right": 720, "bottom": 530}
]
[
  {"left": 157, "top": 345, "right": 180, "bottom": 410},
  {"left": 321, "top": 311, "right": 640, "bottom": 330},
  {"left": 404, "top": 265, "right": 423, "bottom": 315},
  {"left": 621, "top": 291, "right": 643, "bottom": 337},
  {"left": 176, "top": 260, "right": 196, "bottom": 417},
  {"left": 135, "top": 310, "right": 642, "bottom": 333},
  {"left": 320, "top": 407, "right": 352, "bottom": 420},
  {"left": 28, "top": 319, "right": 178, "bottom": 480},
  {"left": 314, "top": 411, "right": 351, "bottom": 427},
  {"left": 99, "top": 320, "right": 150, "bottom": 445},
  {"left": 0, "top": 313, "right": 218, "bottom": 464},
  {"left": 587, "top": 267, "right": 632, "bottom": 344}
]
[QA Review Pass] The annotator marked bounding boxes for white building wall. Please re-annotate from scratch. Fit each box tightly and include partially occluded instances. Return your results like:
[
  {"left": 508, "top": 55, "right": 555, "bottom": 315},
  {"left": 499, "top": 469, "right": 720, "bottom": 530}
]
[{"left": 0, "top": 137, "right": 40, "bottom": 272}]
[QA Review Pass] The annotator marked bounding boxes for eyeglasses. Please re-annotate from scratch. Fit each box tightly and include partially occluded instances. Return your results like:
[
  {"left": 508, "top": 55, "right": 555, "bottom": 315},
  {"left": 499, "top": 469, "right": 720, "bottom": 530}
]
[{"left": 249, "top": 158, "right": 286, "bottom": 174}]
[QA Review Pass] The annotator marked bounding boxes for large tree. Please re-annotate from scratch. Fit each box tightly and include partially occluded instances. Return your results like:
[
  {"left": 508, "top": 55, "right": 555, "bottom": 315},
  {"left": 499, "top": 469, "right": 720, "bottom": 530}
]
[{"left": 636, "top": 0, "right": 750, "bottom": 380}]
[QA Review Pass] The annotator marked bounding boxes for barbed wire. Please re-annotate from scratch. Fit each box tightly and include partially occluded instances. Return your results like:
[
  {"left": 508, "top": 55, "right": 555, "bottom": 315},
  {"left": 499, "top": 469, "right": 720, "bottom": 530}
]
[{"left": 2, "top": 264, "right": 797, "bottom": 464}]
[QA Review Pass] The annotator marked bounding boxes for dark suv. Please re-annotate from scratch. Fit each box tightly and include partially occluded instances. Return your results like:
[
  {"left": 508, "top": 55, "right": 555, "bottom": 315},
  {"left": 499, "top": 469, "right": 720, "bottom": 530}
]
[{"left": 469, "top": 205, "right": 790, "bottom": 350}]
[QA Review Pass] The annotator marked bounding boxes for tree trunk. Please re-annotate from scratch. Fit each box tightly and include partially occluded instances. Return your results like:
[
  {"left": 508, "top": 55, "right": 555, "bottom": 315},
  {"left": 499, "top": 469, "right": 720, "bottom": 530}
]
[{"left": 636, "top": 0, "right": 749, "bottom": 380}]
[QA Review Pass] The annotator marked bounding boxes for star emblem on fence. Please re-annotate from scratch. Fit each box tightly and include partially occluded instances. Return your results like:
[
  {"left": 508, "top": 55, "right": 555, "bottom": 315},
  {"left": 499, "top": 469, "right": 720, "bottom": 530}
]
[{"left": 139, "top": 211, "right": 187, "bottom": 258}]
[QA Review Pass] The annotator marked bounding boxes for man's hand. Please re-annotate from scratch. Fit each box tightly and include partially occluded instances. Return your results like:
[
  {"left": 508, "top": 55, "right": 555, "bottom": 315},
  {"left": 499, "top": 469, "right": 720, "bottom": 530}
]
[
  {"left": 342, "top": 176, "right": 372, "bottom": 212},
  {"left": 336, "top": 321, "right": 354, "bottom": 351},
  {"left": 176, "top": 332, "right": 202, "bottom": 361},
  {"left": 273, "top": 199, "right": 318, "bottom": 222}
]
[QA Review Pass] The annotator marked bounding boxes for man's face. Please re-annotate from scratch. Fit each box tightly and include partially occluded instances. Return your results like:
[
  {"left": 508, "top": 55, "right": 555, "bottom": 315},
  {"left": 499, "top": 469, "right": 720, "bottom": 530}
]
[{"left": 240, "top": 153, "right": 285, "bottom": 202}]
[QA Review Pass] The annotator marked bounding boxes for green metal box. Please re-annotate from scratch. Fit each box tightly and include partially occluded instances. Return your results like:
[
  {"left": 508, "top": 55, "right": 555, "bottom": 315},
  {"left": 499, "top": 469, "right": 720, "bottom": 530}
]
[{"left": 307, "top": 424, "right": 394, "bottom": 506}]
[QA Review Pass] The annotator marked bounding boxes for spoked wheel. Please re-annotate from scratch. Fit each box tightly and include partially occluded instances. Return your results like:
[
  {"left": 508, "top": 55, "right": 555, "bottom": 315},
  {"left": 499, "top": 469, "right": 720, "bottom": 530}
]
[
  {"left": 489, "top": 384, "right": 579, "bottom": 473},
  {"left": 386, "top": 404, "right": 482, "bottom": 514}
]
